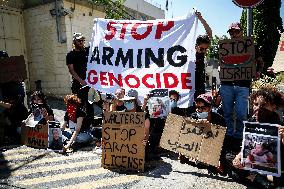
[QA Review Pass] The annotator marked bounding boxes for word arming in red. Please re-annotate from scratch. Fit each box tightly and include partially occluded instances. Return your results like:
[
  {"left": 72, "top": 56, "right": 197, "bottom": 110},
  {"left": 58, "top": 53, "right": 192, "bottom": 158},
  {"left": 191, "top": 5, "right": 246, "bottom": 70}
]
[{"left": 87, "top": 70, "right": 192, "bottom": 89}]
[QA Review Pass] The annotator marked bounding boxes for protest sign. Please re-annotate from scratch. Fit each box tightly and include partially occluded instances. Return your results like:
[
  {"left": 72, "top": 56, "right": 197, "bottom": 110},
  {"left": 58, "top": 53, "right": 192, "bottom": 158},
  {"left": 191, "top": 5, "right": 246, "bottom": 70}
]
[
  {"left": 219, "top": 37, "right": 256, "bottom": 81},
  {"left": 272, "top": 33, "right": 284, "bottom": 73},
  {"left": 241, "top": 122, "right": 281, "bottom": 176},
  {"left": 48, "top": 121, "right": 63, "bottom": 151},
  {"left": 102, "top": 112, "right": 145, "bottom": 172},
  {"left": 148, "top": 89, "right": 170, "bottom": 118},
  {"left": 87, "top": 12, "right": 198, "bottom": 108},
  {"left": 160, "top": 113, "right": 184, "bottom": 151},
  {"left": 21, "top": 123, "right": 48, "bottom": 149},
  {"left": 0, "top": 55, "right": 27, "bottom": 83},
  {"left": 160, "top": 114, "right": 226, "bottom": 167}
]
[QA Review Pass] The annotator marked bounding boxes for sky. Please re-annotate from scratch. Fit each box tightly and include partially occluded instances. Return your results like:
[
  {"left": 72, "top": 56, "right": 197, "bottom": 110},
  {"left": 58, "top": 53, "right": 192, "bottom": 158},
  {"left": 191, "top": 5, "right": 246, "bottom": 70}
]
[{"left": 154, "top": 0, "right": 284, "bottom": 37}]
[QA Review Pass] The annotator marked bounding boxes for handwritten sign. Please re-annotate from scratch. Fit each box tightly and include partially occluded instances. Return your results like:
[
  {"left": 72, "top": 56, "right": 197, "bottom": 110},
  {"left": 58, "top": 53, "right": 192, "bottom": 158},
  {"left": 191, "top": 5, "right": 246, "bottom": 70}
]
[
  {"left": 160, "top": 114, "right": 226, "bottom": 167},
  {"left": 21, "top": 124, "right": 48, "bottom": 149},
  {"left": 219, "top": 37, "right": 256, "bottom": 81},
  {"left": 0, "top": 55, "right": 27, "bottom": 83},
  {"left": 102, "top": 112, "right": 145, "bottom": 172}
]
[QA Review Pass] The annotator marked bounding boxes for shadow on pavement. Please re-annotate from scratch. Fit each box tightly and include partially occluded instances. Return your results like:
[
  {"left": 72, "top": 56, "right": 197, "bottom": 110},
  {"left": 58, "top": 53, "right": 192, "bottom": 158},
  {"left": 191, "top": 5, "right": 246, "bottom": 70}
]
[{"left": 173, "top": 170, "right": 236, "bottom": 183}]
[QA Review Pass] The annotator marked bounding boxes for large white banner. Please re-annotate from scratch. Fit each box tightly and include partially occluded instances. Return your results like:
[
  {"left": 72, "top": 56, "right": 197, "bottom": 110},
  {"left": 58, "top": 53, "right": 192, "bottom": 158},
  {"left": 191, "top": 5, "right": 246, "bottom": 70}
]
[{"left": 87, "top": 12, "right": 198, "bottom": 108}]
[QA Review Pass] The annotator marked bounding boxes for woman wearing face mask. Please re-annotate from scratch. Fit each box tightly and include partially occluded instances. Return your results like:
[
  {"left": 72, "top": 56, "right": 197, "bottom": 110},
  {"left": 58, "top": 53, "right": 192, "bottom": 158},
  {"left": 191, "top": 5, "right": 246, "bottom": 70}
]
[
  {"left": 121, "top": 96, "right": 151, "bottom": 160},
  {"left": 190, "top": 94, "right": 225, "bottom": 126}
]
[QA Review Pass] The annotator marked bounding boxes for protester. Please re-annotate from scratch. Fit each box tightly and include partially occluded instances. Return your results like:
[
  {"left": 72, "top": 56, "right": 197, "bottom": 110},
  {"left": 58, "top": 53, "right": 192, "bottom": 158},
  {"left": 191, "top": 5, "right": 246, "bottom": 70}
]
[
  {"left": 61, "top": 94, "right": 93, "bottom": 152},
  {"left": 122, "top": 95, "right": 150, "bottom": 144},
  {"left": 230, "top": 87, "right": 284, "bottom": 189},
  {"left": 168, "top": 90, "right": 184, "bottom": 116},
  {"left": 66, "top": 33, "right": 94, "bottom": 125},
  {"left": 30, "top": 91, "right": 54, "bottom": 122},
  {"left": 220, "top": 22, "right": 263, "bottom": 152},
  {"left": 180, "top": 93, "right": 225, "bottom": 164},
  {"left": 110, "top": 88, "right": 126, "bottom": 111},
  {"left": 194, "top": 11, "right": 212, "bottom": 99},
  {"left": 0, "top": 94, "right": 28, "bottom": 144}
]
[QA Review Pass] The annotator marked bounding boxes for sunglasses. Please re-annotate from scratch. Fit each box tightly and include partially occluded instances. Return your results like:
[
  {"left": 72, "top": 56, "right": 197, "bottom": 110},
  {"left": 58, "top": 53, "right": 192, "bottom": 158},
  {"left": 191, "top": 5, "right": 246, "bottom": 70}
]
[
  {"left": 196, "top": 105, "right": 207, "bottom": 111},
  {"left": 76, "top": 39, "right": 85, "bottom": 43}
]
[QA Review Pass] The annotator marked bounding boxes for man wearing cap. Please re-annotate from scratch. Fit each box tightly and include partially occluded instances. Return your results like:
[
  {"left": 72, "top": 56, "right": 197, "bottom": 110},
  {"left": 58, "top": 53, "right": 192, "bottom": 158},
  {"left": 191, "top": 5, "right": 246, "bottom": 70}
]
[
  {"left": 220, "top": 22, "right": 263, "bottom": 151},
  {"left": 66, "top": 33, "right": 89, "bottom": 100},
  {"left": 66, "top": 33, "right": 94, "bottom": 123}
]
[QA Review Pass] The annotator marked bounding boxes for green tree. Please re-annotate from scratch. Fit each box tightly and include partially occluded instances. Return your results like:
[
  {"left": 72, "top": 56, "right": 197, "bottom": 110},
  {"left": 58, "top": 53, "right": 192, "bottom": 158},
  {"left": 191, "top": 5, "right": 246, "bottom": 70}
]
[
  {"left": 88, "top": 0, "right": 126, "bottom": 19},
  {"left": 207, "top": 35, "right": 228, "bottom": 60},
  {"left": 240, "top": 0, "right": 284, "bottom": 71}
]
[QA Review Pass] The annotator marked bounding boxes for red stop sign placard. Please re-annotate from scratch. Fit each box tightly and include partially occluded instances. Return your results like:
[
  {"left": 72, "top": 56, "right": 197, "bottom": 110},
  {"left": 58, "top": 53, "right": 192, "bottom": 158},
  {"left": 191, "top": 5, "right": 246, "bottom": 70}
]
[{"left": 233, "top": 0, "right": 264, "bottom": 8}]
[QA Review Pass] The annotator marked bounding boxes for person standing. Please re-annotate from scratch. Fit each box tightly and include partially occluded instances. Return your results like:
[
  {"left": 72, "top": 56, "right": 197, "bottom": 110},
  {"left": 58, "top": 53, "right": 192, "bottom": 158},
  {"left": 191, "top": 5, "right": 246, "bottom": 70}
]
[
  {"left": 66, "top": 33, "right": 94, "bottom": 124},
  {"left": 66, "top": 33, "right": 89, "bottom": 100},
  {"left": 194, "top": 11, "right": 212, "bottom": 99},
  {"left": 220, "top": 22, "right": 262, "bottom": 152}
]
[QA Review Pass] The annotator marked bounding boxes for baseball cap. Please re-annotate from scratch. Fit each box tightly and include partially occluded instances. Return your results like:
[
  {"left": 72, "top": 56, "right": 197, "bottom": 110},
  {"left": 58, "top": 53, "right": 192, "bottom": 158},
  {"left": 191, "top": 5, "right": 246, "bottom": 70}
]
[
  {"left": 127, "top": 89, "right": 142, "bottom": 106},
  {"left": 195, "top": 94, "right": 213, "bottom": 105},
  {"left": 227, "top": 22, "right": 242, "bottom": 32},
  {"left": 73, "top": 32, "right": 85, "bottom": 40}
]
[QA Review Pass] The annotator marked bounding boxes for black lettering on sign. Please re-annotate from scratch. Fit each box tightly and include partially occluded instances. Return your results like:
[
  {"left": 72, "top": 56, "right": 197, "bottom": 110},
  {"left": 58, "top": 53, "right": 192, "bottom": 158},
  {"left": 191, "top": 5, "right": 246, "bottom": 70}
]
[
  {"left": 167, "top": 45, "right": 187, "bottom": 67},
  {"left": 220, "top": 67, "right": 253, "bottom": 80},
  {"left": 115, "top": 48, "right": 134, "bottom": 68},
  {"left": 104, "top": 113, "right": 144, "bottom": 125},
  {"left": 102, "top": 47, "right": 114, "bottom": 65},
  {"left": 145, "top": 48, "right": 164, "bottom": 68},
  {"left": 179, "top": 142, "right": 200, "bottom": 152},
  {"left": 103, "top": 141, "right": 138, "bottom": 154},
  {"left": 108, "top": 155, "right": 144, "bottom": 171}
]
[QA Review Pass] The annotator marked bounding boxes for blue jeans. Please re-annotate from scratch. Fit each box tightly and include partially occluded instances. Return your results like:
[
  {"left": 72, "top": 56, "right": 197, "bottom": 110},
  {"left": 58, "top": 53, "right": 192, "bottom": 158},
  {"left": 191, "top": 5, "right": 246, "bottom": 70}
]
[
  {"left": 220, "top": 85, "right": 249, "bottom": 139},
  {"left": 62, "top": 130, "right": 93, "bottom": 144}
]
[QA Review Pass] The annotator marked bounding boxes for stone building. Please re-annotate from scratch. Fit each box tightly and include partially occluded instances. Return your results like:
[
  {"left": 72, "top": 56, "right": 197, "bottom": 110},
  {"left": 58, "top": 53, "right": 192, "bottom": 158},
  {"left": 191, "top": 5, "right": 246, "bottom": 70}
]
[{"left": 0, "top": 0, "right": 165, "bottom": 97}]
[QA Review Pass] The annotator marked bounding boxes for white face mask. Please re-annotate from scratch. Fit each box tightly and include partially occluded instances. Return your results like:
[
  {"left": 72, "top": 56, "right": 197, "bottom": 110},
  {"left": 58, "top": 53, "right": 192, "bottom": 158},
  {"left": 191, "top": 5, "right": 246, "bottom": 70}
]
[{"left": 196, "top": 111, "right": 208, "bottom": 119}]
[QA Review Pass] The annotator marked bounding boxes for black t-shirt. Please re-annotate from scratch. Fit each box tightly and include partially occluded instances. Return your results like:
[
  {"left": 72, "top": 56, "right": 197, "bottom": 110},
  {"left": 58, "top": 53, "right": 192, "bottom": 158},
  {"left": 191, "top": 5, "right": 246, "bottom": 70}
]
[
  {"left": 190, "top": 111, "right": 226, "bottom": 126},
  {"left": 64, "top": 108, "right": 90, "bottom": 132},
  {"left": 66, "top": 47, "right": 90, "bottom": 82},
  {"left": 195, "top": 52, "right": 206, "bottom": 98}
]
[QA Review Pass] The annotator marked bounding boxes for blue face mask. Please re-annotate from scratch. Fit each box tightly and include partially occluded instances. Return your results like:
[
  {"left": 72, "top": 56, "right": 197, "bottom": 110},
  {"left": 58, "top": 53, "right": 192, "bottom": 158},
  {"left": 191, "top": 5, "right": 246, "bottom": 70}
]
[
  {"left": 124, "top": 101, "right": 135, "bottom": 111},
  {"left": 170, "top": 100, "right": 177, "bottom": 110},
  {"left": 196, "top": 111, "right": 208, "bottom": 119}
]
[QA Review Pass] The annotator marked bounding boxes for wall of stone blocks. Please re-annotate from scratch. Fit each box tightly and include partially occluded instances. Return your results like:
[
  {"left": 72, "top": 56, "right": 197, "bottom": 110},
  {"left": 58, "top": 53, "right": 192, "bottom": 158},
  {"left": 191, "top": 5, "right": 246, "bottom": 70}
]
[{"left": 23, "top": 2, "right": 71, "bottom": 97}]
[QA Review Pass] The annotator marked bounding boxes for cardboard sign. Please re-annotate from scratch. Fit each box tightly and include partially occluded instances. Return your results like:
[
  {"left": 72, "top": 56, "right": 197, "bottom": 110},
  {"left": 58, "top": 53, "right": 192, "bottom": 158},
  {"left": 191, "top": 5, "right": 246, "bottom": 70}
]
[
  {"left": 160, "top": 114, "right": 226, "bottom": 167},
  {"left": 87, "top": 12, "right": 199, "bottom": 108},
  {"left": 241, "top": 122, "right": 281, "bottom": 176},
  {"left": 272, "top": 33, "right": 284, "bottom": 73},
  {"left": 0, "top": 55, "right": 27, "bottom": 83},
  {"left": 102, "top": 112, "right": 145, "bottom": 172},
  {"left": 159, "top": 113, "right": 184, "bottom": 151},
  {"left": 21, "top": 123, "right": 48, "bottom": 149},
  {"left": 48, "top": 121, "right": 63, "bottom": 151},
  {"left": 219, "top": 37, "right": 256, "bottom": 81}
]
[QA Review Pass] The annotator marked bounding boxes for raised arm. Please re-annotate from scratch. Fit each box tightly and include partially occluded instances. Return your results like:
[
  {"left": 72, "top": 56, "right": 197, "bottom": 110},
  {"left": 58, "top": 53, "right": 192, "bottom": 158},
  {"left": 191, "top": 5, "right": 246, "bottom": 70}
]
[{"left": 195, "top": 11, "right": 212, "bottom": 40}]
